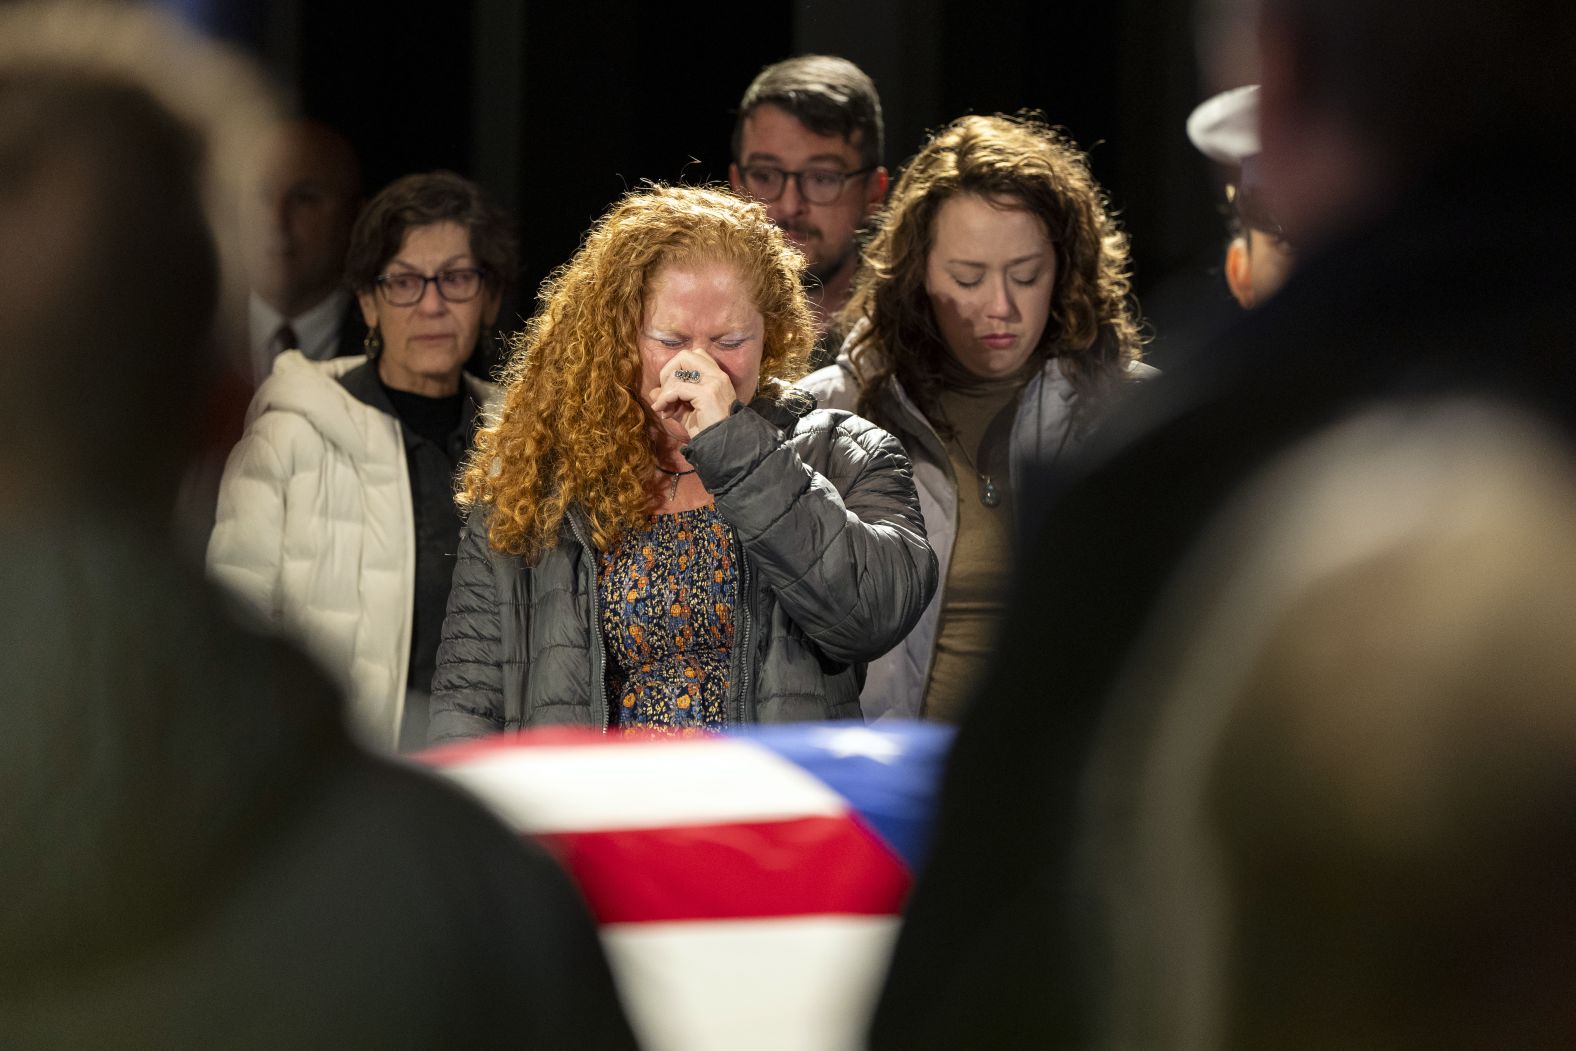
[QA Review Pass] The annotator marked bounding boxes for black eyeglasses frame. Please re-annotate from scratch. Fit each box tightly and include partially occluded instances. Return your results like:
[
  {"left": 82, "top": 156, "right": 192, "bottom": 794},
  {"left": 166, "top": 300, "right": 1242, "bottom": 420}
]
[
  {"left": 373, "top": 267, "right": 490, "bottom": 306},
  {"left": 736, "top": 164, "right": 876, "bottom": 205}
]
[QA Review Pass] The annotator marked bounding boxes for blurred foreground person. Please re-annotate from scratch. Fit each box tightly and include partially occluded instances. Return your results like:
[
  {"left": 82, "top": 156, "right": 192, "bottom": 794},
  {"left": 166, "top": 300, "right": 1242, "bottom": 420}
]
[
  {"left": 1091, "top": 402, "right": 1576, "bottom": 1048},
  {"left": 210, "top": 171, "right": 513, "bottom": 752},
  {"left": 803, "top": 114, "right": 1150, "bottom": 722},
  {"left": 875, "top": 0, "right": 1576, "bottom": 1044},
  {"left": 0, "top": 5, "right": 634, "bottom": 1047},
  {"left": 429, "top": 185, "right": 935, "bottom": 741}
]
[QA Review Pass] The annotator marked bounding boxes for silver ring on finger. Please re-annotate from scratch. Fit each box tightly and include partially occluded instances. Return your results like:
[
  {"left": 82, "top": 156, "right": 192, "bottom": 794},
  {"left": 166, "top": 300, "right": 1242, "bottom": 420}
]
[{"left": 673, "top": 368, "right": 702, "bottom": 383}]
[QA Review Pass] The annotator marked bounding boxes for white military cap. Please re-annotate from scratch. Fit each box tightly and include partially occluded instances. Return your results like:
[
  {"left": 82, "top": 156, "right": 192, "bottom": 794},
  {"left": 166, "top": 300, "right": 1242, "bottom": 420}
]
[{"left": 1187, "top": 84, "right": 1260, "bottom": 166}]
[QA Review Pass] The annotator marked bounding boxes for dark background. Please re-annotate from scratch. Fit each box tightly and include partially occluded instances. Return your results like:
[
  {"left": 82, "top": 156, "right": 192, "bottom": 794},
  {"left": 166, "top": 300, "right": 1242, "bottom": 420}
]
[{"left": 175, "top": 0, "right": 1247, "bottom": 367}]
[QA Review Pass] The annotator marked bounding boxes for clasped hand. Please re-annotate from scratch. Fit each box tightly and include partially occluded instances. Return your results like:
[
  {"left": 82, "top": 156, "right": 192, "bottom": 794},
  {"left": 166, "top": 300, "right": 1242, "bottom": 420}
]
[{"left": 648, "top": 349, "right": 736, "bottom": 441}]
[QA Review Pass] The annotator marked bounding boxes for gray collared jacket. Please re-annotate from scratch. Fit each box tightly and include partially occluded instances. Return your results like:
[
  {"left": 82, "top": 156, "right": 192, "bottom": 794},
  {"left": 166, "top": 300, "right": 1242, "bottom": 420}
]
[{"left": 427, "top": 397, "right": 938, "bottom": 740}]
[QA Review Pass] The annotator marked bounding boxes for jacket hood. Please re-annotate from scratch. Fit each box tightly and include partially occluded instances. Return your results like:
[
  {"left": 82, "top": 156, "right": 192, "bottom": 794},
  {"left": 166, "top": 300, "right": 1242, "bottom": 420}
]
[{"left": 249, "top": 352, "right": 379, "bottom": 460}]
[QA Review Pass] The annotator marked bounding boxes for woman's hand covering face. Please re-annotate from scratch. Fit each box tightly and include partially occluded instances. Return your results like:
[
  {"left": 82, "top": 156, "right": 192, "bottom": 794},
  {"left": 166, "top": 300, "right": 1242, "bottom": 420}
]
[
  {"left": 648, "top": 348, "right": 740, "bottom": 440},
  {"left": 638, "top": 262, "right": 765, "bottom": 443}
]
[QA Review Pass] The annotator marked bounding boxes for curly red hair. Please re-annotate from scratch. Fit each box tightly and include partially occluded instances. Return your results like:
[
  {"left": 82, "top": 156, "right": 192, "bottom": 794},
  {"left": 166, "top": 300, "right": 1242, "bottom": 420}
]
[{"left": 460, "top": 185, "right": 814, "bottom": 561}]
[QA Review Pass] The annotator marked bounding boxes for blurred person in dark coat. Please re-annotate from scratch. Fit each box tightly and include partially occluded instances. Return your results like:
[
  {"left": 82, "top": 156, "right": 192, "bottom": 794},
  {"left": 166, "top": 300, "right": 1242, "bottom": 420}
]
[
  {"left": 0, "top": 4, "right": 635, "bottom": 1047},
  {"left": 871, "top": 0, "right": 1576, "bottom": 1044},
  {"left": 1090, "top": 401, "right": 1576, "bottom": 1049}
]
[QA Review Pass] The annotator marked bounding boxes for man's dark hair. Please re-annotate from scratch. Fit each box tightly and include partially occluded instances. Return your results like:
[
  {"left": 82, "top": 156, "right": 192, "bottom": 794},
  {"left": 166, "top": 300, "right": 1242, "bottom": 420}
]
[
  {"left": 732, "top": 54, "right": 883, "bottom": 170},
  {"left": 344, "top": 170, "right": 517, "bottom": 296}
]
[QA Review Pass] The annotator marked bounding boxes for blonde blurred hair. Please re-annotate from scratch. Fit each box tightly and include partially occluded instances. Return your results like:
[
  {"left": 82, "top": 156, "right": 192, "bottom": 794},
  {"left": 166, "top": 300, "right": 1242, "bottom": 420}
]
[
  {"left": 0, "top": 1, "right": 276, "bottom": 501},
  {"left": 0, "top": 0, "right": 276, "bottom": 373}
]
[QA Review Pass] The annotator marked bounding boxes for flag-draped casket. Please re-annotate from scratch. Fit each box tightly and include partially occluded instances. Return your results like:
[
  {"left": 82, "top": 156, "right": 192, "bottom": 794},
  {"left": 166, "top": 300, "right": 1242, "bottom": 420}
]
[{"left": 420, "top": 722, "right": 953, "bottom": 1050}]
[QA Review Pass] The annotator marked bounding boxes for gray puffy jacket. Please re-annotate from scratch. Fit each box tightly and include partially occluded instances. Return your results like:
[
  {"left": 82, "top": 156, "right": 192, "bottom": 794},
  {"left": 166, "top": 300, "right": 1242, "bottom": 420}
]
[{"left": 427, "top": 399, "right": 938, "bottom": 741}]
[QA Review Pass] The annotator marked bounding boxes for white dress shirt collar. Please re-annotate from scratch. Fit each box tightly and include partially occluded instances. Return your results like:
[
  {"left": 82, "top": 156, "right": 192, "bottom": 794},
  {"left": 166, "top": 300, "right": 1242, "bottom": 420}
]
[{"left": 248, "top": 288, "right": 355, "bottom": 384}]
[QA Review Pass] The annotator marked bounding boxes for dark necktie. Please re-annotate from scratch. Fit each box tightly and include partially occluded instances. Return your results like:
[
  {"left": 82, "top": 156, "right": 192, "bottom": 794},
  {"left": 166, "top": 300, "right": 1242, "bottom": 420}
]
[{"left": 276, "top": 323, "right": 300, "bottom": 352}]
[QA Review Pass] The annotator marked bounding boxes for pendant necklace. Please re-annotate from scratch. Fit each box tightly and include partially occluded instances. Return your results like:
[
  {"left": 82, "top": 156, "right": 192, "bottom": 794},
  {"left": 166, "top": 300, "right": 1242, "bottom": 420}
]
[
  {"left": 949, "top": 432, "right": 1001, "bottom": 508},
  {"left": 655, "top": 464, "right": 696, "bottom": 501}
]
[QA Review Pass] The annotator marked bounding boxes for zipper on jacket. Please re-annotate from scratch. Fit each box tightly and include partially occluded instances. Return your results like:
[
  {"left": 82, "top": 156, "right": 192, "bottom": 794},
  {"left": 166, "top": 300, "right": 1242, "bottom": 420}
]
[
  {"left": 728, "top": 525, "right": 754, "bottom": 726},
  {"left": 390, "top": 417, "right": 417, "bottom": 749},
  {"left": 568, "top": 512, "right": 612, "bottom": 733},
  {"left": 892, "top": 389, "right": 956, "bottom": 705}
]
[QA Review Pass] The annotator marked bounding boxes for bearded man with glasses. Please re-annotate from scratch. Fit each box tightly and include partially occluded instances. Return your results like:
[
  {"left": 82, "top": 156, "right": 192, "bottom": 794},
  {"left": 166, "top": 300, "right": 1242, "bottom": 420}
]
[
  {"left": 210, "top": 170, "right": 516, "bottom": 752},
  {"left": 730, "top": 55, "right": 889, "bottom": 367}
]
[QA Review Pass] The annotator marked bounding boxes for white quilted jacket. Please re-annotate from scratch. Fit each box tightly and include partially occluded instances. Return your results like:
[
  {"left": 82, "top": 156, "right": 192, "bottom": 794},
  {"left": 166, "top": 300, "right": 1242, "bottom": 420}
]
[{"left": 207, "top": 351, "right": 489, "bottom": 750}]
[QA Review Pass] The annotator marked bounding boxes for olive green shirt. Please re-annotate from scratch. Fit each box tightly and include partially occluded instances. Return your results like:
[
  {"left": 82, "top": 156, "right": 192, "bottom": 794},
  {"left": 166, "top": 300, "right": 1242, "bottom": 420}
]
[{"left": 922, "top": 359, "right": 1035, "bottom": 722}]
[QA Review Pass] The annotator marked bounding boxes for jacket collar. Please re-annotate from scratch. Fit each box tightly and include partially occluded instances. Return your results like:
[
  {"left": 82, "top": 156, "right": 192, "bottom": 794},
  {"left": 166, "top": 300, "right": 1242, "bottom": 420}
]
[
  {"left": 751, "top": 386, "right": 815, "bottom": 429},
  {"left": 337, "top": 359, "right": 494, "bottom": 413}
]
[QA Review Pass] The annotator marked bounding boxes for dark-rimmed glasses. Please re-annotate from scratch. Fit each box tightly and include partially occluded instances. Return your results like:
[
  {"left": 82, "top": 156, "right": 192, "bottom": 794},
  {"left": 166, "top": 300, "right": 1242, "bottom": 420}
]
[
  {"left": 375, "top": 267, "right": 488, "bottom": 306},
  {"left": 737, "top": 164, "right": 875, "bottom": 205}
]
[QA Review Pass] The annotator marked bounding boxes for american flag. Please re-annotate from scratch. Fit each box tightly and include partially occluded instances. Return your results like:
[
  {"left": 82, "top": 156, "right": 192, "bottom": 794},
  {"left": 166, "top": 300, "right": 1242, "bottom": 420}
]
[{"left": 419, "top": 722, "right": 953, "bottom": 1051}]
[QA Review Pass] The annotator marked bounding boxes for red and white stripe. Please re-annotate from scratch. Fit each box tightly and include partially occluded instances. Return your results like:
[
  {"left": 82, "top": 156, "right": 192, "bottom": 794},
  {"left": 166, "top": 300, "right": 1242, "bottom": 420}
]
[{"left": 423, "top": 730, "right": 909, "bottom": 1050}]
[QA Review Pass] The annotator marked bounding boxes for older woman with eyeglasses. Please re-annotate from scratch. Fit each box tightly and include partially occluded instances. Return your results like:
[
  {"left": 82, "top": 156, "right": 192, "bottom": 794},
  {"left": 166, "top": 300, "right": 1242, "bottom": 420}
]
[{"left": 209, "top": 170, "right": 515, "bottom": 751}]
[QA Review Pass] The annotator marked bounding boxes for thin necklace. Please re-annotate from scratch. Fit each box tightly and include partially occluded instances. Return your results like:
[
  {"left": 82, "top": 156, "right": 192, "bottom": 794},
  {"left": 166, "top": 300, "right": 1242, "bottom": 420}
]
[
  {"left": 654, "top": 464, "right": 696, "bottom": 501},
  {"left": 949, "top": 431, "right": 1002, "bottom": 508}
]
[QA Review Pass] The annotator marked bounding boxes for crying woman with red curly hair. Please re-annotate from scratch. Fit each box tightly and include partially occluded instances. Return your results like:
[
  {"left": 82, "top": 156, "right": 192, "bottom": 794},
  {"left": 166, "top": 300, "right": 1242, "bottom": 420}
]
[{"left": 428, "top": 185, "right": 937, "bottom": 740}]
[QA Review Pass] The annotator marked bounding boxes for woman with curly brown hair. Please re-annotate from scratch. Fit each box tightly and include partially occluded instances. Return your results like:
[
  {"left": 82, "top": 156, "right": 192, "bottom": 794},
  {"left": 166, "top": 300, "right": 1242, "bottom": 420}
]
[
  {"left": 427, "top": 185, "right": 936, "bottom": 740},
  {"left": 802, "top": 114, "right": 1152, "bottom": 723}
]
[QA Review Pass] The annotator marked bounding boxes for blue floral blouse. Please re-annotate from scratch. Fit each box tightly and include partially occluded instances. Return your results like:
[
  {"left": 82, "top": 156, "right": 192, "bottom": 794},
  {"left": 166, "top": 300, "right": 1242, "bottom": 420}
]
[{"left": 597, "top": 504, "right": 737, "bottom": 734}]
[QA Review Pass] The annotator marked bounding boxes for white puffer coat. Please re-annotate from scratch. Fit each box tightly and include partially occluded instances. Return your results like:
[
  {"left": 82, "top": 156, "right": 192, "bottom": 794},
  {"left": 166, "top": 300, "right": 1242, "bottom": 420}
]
[{"left": 207, "top": 351, "right": 493, "bottom": 749}]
